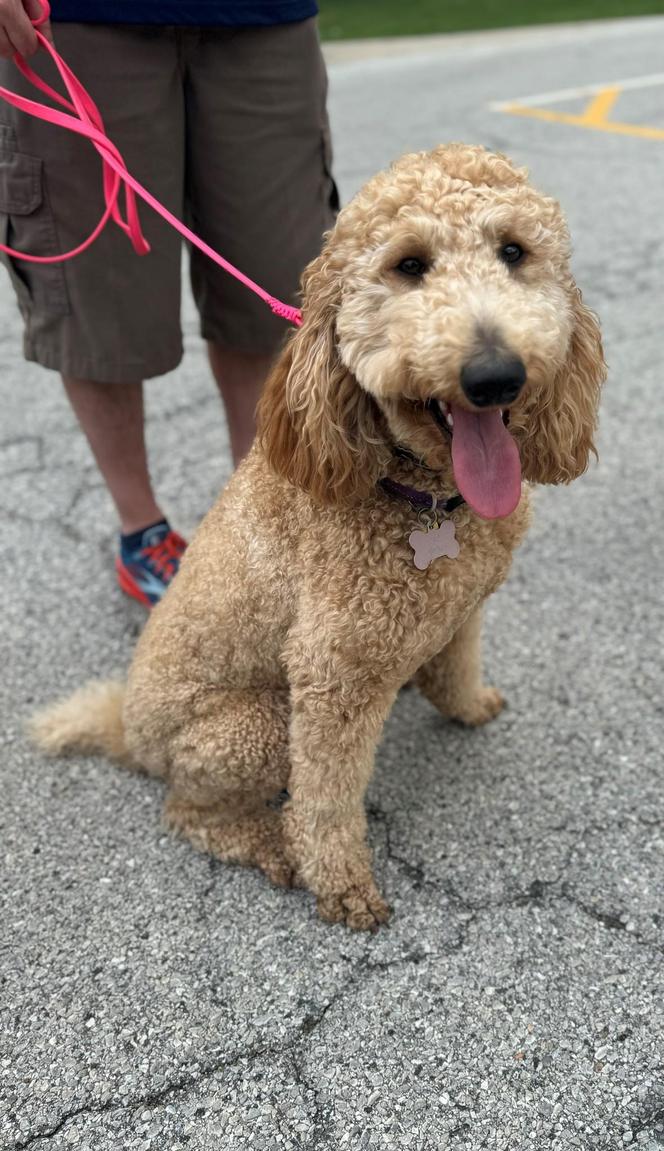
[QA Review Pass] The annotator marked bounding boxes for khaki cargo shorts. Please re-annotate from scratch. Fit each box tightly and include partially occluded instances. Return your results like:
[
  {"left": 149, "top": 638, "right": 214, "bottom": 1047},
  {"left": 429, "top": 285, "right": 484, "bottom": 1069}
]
[{"left": 0, "top": 19, "right": 337, "bottom": 382}]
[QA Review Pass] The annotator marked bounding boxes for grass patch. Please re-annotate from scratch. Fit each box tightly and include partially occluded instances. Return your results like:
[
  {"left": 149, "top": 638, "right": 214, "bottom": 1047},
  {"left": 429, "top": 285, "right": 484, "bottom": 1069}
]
[{"left": 318, "top": 0, "right": 664, "bottom": 40}]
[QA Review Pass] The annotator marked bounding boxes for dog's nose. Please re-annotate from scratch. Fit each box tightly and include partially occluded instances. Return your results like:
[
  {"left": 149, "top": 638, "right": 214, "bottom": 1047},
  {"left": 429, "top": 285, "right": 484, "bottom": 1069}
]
[{"left": 460, "top": 352, "right": 526, "bottom": 408}]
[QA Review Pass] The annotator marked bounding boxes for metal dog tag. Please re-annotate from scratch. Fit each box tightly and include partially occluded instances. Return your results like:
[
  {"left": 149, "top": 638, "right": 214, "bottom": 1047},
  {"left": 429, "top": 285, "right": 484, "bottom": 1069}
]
[{"left": 408, "top": 519, "right": 460, "bottom": 570}]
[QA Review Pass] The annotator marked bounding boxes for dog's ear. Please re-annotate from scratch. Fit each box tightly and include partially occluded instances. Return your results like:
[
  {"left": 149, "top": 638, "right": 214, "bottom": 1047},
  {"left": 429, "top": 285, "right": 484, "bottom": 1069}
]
[
  {"left": 513, "top": 287, "right": 606, "bottom": 485},
  {"left": 257, "top": 251, "right": 385, "bottom": 505}
]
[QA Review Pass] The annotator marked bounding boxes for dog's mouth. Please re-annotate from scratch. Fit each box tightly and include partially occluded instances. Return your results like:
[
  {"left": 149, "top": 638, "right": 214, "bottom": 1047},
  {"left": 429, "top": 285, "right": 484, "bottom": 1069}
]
[{"left": 427, "top": 398, "right": 521, "bottom": 520}]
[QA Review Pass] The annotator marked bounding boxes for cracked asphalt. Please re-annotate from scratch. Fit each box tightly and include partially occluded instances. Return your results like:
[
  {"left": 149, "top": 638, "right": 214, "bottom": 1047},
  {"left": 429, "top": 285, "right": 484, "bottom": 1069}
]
[{"left": 2, "top": 16, "right": 664, "bottom": 1151}]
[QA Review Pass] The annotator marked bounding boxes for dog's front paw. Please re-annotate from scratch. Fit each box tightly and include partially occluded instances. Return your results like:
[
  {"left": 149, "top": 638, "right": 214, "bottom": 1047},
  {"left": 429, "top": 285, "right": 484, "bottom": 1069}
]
[
  {"left": 451, "top": 685, "right": 506, "bottom": 726},
  {"left": 316, "top": 884, "right": 391, "bottom": 932}
]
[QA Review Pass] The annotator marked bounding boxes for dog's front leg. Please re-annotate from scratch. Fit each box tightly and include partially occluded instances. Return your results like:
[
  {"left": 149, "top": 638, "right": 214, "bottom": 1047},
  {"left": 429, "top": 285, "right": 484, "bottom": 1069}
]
[
  {"left": 284, "top": 675, "right": 396, "bottom": 931},
  {"left": 415, "top": 606, "right": 505, "bottom": 726}
]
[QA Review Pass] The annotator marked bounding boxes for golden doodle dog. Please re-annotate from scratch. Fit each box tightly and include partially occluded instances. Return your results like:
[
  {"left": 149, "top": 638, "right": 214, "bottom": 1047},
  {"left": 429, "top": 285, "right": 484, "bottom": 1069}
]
[{"left": 32, "top": 145, "right": 606, "bottom": 931}]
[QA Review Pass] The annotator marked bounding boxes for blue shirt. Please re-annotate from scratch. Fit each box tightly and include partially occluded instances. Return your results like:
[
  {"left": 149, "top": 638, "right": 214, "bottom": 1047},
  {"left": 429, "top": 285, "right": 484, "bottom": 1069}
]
[{"left": 50, "top": 1, "right": 318, "bottom": 25}]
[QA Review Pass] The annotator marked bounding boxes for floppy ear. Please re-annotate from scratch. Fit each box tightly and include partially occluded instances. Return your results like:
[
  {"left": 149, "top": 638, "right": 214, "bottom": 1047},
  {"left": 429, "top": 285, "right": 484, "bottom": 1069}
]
[
  {"left": 514, "top": 288, "right": 606, "bottom": 485},
  {"left": 257, "top": 251, "right": 386, "bottom": 505}
]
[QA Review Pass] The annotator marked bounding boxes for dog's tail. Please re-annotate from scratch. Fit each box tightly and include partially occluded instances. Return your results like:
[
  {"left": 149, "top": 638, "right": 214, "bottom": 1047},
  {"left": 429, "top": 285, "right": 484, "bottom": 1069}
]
[{"left": 29, "top": 680, "right": 131, "bottom": 765}]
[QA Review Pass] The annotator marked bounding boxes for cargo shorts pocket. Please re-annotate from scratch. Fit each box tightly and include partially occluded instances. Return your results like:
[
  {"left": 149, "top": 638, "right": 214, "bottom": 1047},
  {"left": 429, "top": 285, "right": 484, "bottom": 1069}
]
[{"left": 0, "top": 134, "right": 70, "bottom": 317}]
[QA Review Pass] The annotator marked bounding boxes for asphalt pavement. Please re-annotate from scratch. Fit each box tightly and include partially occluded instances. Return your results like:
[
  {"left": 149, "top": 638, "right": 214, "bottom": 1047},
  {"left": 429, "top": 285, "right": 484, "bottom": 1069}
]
[{"left": 1, "top": 16, "right": 664, "bottom": 1151}]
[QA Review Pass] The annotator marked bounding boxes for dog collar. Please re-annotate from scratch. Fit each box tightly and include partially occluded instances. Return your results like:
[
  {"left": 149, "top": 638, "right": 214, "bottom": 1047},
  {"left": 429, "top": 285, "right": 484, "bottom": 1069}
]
[{"left": 378, "top": 476, "right": 465, "bottom": 516}]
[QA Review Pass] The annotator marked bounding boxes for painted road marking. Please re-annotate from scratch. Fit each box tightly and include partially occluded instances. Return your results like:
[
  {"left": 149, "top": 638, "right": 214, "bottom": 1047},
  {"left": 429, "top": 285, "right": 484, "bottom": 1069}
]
[
  {"left": 490, "top": 71, "right": 664, "bottom": 108},
  {"left": 492, "top": 73, "right": 664, "bottom": 140}
]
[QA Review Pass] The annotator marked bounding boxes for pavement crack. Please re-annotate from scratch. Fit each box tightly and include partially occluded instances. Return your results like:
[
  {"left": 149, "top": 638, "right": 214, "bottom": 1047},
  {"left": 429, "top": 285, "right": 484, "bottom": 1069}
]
[
  {"left": 298, "top": 999, "right": 335, "bottom": 1037},
  {"left": 441, "top": 874, "right": 562, "bottom": 916},
  {"left": 368, "top": 801, "right": 444, "bottom": 896},
  {"left": 0, "top": 434, "right": 44, "bottom": 477},
  {"left": 559, "top": 887, "right": 664, "bottom": 955},
  {"left": 0, "top": 501, "right": 83, "bottom": 544},
  {"left": 629, "top": 1104, "right": 664, "bottom": 1139},
  {"left": 8, "top": 1039, "right": 287, "bottom": 1150},
  {"left": 8, "top": 940, "right": 439, "bottom": 1150},
  {"left": 289, "top": 1051, "right": 330, "bottom": 1150}
]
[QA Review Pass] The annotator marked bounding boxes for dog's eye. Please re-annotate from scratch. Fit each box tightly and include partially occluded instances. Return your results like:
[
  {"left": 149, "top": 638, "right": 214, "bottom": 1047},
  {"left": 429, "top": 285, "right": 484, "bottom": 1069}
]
[
  {"left": 396, "top": 256, "right": 428, "bottom": 278},
  {"left": 500, "top": 242, "right": 525, "bottom": 266}
]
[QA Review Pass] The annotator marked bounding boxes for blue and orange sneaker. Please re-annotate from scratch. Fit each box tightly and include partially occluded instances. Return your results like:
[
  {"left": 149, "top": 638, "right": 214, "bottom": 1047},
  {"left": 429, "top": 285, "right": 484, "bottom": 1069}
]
[{"left": 115, "top": 520, "right": 187, "bottom": 608}]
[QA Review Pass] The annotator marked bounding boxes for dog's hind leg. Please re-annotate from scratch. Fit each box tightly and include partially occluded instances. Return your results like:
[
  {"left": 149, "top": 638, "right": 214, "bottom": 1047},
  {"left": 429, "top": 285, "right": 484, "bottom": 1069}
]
[
  {"left": 415, "top": 607, "right": 505, "bottom": 726},
  {"left": 164, "top": 794, "right": 293, "bottom": 887},
  {"left": 161, "top": 687, "right": 294, "bottom": 886}
]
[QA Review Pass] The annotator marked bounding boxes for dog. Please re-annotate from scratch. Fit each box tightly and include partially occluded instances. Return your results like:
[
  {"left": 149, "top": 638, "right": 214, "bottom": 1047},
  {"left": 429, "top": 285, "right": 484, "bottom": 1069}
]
[{"left": 31, "top": 144, "right": 606, "bottom": 930}]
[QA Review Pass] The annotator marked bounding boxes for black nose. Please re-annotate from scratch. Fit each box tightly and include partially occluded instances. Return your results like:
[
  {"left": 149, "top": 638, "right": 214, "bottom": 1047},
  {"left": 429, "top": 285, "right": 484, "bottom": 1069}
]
[{"left": 460, "top": 352, "right": 526, "bottom": 408}]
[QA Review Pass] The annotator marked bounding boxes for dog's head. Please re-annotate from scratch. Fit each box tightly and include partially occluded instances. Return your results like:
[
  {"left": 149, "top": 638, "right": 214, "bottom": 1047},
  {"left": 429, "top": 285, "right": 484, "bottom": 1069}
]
[{"left": 259, "top": 144, "right": 606, "bottom": 518}]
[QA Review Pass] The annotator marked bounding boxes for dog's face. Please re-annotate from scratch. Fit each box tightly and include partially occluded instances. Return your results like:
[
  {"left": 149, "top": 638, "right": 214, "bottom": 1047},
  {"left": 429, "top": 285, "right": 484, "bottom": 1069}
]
[{"left": 259, "top": 145, "right": 606, "bottom": 516}]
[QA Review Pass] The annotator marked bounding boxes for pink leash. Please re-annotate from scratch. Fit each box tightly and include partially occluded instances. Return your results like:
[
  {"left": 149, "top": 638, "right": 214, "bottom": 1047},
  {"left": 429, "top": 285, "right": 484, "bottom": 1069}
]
[{"left": 0, "top": 0, "right": 303, "bottom": 326}]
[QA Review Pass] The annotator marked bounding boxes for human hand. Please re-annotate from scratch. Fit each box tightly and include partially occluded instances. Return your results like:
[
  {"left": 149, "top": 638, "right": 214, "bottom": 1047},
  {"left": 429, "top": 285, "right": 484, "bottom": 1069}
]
[{"left": 0, "top": 0, "right": 53, "bottom": 59}]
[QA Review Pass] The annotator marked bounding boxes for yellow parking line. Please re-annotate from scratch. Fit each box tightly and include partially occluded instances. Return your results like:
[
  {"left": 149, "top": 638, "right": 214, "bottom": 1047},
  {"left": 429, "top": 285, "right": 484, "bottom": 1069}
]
[
  {"left": 502, "top": 86, "right": 664, "bottom": 141},
  {"left": 581, "top": 86, "right": 620, "bottom": 125}
]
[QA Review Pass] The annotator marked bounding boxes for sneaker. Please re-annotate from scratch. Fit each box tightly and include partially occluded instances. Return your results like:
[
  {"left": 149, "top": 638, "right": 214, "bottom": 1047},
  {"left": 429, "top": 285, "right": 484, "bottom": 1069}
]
[{"left": 115, "top": 520, "right": 187, "bottom": 608}]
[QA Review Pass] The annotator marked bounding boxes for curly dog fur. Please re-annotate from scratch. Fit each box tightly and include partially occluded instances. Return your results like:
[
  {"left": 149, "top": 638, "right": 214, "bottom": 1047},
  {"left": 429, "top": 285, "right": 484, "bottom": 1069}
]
[{"left": 31, "top": 145, "right": 606, "bottom": 930}]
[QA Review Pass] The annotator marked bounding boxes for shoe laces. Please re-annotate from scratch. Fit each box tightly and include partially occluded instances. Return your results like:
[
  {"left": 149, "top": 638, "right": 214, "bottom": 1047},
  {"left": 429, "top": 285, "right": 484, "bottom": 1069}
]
[{"left": 142, "top": 531, "right": 187, "bottom": 578}]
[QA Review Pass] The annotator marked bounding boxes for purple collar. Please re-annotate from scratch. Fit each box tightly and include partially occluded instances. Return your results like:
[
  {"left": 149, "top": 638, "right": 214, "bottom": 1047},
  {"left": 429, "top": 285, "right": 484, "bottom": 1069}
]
[{"left": 378, "top": 476, "right": 465, "bottom": 514}]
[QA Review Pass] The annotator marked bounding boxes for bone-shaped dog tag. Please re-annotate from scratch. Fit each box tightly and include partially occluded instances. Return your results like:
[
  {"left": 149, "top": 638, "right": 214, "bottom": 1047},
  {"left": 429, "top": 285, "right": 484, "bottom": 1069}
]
[{"left": 408, "top": 520, "right": 460, "bottom": 570}]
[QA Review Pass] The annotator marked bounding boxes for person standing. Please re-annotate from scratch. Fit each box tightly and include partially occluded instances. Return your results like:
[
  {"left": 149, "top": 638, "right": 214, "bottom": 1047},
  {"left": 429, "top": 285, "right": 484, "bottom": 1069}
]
[{"left": 0, "top": 0, "right": 338, "bottom": 605}]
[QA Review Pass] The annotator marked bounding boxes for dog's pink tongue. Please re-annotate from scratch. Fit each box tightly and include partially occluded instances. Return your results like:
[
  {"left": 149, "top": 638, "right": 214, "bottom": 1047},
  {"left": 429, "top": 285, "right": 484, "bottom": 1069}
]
[{"left": 450, "top": 403, "right": 521, "bottom": 519}]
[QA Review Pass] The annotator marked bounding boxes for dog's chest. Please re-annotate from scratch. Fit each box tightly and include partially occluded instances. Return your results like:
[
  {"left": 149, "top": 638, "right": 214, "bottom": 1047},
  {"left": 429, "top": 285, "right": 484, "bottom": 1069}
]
[
  {"left": 393, "top": 513, "right": 523, "bottom": 666},
  {"left": 411, "top": 515, "right": 507, "bottom": 605},
  {"left": 313, "top": 496, "right": 529, "bottom": 671}
]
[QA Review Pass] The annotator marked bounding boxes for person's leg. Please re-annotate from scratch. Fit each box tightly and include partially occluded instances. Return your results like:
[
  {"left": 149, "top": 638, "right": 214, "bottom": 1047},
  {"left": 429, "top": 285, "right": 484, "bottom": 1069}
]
[
  {"left": 0, "top": 26, "right": 186, "bottom": 604},
  {"left": 62, "top": 377, "right": 162, "bottom": 535},
  {"left": 62, "top": 375, "right": 186, "bottom": 608},
  {"left": 185, "top": 18, "right": 338, "bottom": 460},
  {"left": 206, "top": 345, "right": 273, "bottom": 465}
]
